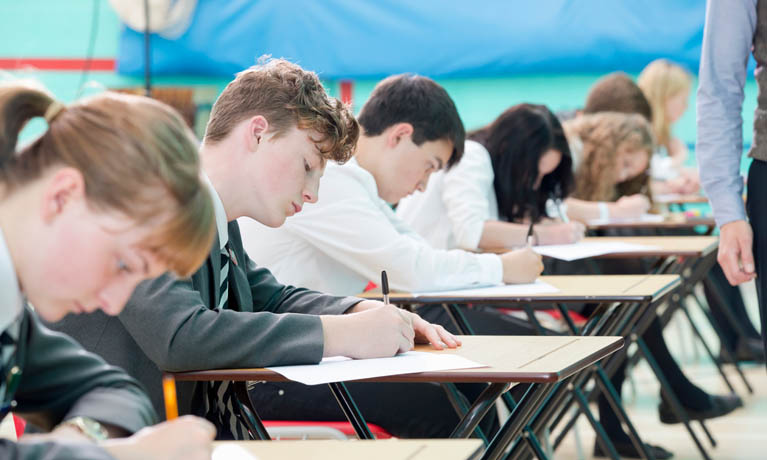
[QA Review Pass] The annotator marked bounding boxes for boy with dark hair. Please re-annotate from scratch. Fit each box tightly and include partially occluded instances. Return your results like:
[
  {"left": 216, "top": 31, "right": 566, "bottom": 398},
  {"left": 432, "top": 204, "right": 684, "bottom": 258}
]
[
  {"left": 50, "top": 59, "right": 457, "bottom": 440},
  {"left": 239, "top": 74, "right": 543, "bottom": 437}
]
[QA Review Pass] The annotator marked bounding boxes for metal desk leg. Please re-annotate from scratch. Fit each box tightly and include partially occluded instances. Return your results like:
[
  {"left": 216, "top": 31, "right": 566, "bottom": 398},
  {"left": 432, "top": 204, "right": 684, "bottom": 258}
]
[
  {"left": 481, "top": 382, "right": 553, "bottom": 460},
  {"left": 678, "top": 301, "right": 739, "bottom": 395},
  {"left": 450, "top": 382, "right": 511, "bottom": 439},
  {"left": 442, "top": 303, "right": 476, "bottom": 334},
  {"left": 635, "top": 336, "right": 713, "bottom": 460},
  {"left": 691, "top": 291, "right": 755, "bottom": 393},
  {"left": 327, "top": 382, "right": 374, "bottom": 439},
  {"left": 233, "top": 381, "right": 271, "bottom": 440},
  {"left": 443, "top": 383, "right": 490, "bottom": 443}
]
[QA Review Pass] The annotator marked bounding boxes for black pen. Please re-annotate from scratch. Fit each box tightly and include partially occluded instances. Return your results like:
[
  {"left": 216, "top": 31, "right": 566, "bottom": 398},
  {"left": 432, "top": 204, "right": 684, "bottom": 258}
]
[
  {"left": 381, "top": 270, "right": 390, "bottom": 305},
  {"left": 526, "top": 221, "right": 535, "bottom": 247}
]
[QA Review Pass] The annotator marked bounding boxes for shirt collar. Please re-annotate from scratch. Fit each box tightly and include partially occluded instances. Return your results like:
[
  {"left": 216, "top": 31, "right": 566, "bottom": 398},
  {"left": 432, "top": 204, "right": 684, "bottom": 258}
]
[
  {"left": 0, "top": 227, "right": 23, "bottom": 333},
  {"left": 202, "top": 174, "right": 229, "bottom": 250}
]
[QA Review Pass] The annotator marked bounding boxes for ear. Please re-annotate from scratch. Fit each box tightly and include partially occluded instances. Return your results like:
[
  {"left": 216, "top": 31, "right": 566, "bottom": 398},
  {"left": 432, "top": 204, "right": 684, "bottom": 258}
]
[
  {"left": 246, "top": 115, "right": 270, "bottom": 152},
  {"left": 385, "top": 123, "right": 414, "bottom": 148},
  {"left": 40, "top": 167, "right": 86, "bottom": 224}
]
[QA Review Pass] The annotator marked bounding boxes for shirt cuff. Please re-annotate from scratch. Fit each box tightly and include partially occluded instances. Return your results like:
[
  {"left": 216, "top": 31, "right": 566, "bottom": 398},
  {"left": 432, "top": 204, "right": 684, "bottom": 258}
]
[
  {"left": 710, "top": 192, "right": 748, "bottom": 228},
  {"left": 480, "top": 253, "right": 504, "bottom": 285}
]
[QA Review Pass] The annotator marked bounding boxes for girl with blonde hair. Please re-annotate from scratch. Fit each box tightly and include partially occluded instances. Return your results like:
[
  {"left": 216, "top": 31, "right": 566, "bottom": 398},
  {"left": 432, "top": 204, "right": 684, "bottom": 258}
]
[
  {"left": 638, "top": 59, "right": 699, "bottom": 193},
  {"left": 0, "top": 82, "right": 216, "bottom": 459},
  {"left": 565, "top": 111, "right": 743, "bottom": 459}
]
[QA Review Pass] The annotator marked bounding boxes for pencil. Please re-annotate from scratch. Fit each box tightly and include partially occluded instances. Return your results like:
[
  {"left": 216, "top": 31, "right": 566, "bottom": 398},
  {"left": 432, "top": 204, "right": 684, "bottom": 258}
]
[{"left": 162, "top": 374, "right": 179, "bottom": 420}]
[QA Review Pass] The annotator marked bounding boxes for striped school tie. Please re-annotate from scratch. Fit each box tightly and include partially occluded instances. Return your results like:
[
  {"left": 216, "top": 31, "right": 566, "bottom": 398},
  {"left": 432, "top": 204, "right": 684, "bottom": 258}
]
[
  {"left": 0, "top": 316, "right": 21, "bottom": 410},
  {"left": 203, "top": 243, "right": 250, "bottom": 439}
]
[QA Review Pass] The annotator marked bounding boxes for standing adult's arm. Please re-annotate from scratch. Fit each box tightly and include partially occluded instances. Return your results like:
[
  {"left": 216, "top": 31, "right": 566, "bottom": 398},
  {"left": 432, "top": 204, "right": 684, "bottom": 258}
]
[{"left": 696, "top": 0, "right": 756, "bottom": 227}]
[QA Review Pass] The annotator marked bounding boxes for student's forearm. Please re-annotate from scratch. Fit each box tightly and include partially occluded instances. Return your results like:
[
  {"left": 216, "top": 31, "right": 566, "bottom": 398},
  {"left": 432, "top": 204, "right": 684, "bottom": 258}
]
[
  {"left": 564, "top": 198, "right": 600, "bottom": 221},
  {"left": 477, "top": 220, "right": 527, "bottom": 249},
  {"left": 565, "top": 198, "right": 630, "bottom": 222}
]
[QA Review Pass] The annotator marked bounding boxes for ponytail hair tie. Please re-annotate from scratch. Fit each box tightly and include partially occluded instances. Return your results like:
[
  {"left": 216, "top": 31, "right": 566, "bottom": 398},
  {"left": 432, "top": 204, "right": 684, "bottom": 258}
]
[{"left": 44, "top": 101, "right": 66, "bottom": 123}]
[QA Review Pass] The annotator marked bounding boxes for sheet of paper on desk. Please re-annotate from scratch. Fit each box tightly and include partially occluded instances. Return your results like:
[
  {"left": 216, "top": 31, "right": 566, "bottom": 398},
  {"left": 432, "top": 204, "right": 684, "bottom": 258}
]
[
  {"left": 415, "top": 279, "right": 559, "bottom": 297},
  {"left": 212, "top": 444, "right": 259, "bottom": 460},
  {"left": 267, "top": 351, "right": 486, "bottom": 386},
  {"left": 533, "top": 241, "right": 661, "bottom": 261},
  {"left": 587, "top": 213, "right": 665, "bottom": 226}
]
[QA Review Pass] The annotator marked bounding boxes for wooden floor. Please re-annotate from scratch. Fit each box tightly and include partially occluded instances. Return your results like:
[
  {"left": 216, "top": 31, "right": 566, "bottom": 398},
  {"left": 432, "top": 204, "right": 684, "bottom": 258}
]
[{"left": 554, "top": 280, "right": 766, "bottom": 460}]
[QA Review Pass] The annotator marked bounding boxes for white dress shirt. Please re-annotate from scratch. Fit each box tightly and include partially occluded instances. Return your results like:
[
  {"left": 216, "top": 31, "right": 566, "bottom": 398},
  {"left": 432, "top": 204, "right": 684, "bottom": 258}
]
[
  {"left": 397, "top": 140, "right": 499, "bottom": 250},
  {"left": 238, "top": 158, "right": 502, "bottom": 296},
  {"left": 0, "top": 228, "right": 23, "bottom": 334}
]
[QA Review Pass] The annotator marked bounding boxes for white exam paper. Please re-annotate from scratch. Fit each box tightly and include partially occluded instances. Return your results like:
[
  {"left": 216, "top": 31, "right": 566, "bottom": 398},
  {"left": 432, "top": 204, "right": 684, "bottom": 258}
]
[
  {"left": 533, "top": 242, "right": 661, "bottom": 261},
  {"left": 414, "top": 279, "right": 559, "bottom": 297},
  {"left": 212, "top": 444, "right": 259, "bottom": 460},
  {"left": 587, "top": 213, "right": 665, "bottom": 226},
  {"left": 266, "top": 351, "right": 485, "bottom": 386}
]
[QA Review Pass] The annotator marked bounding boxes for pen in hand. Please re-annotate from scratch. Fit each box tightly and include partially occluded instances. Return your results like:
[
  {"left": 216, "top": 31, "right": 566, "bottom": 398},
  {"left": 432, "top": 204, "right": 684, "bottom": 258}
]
[
  {"left": 526, "top": 221, "right": 535, "bottom": 247},
  {"left": 381, "top": 270, "right": 390, "bottom": 305}
]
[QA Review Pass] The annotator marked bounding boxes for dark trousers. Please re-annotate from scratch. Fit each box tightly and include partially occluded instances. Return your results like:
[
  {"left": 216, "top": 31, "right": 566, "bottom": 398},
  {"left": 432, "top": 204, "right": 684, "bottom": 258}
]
[
  {"left": 248, "top": 305, "right": 537, "bottom": 438},
  {"left": 705, "top": 262, "right": 762, "bottom": 351},
  {"left": 746, "top": 159, "right": 767, "bottom": 360}
]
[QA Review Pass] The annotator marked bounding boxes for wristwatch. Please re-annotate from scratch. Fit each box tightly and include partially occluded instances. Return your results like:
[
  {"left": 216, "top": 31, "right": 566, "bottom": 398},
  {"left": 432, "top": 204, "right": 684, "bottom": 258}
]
[{"left": 58, "top": 416, "right": 109, "bottom": 442}]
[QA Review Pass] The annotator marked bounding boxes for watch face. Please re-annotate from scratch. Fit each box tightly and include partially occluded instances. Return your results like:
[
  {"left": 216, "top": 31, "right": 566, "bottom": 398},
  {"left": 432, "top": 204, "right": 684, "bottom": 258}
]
[{"left": 72, "top": 417, "right": 108, "bottom": 441}]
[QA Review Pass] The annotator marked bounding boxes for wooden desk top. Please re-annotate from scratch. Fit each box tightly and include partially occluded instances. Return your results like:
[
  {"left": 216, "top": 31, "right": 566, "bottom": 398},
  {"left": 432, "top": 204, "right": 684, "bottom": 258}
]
[
  {"left": 587, "top": 214, "right": 715, "bottom": 230},
  {"left": 359, "top": 274, "right": 680, "bottom": 305},
  {"left": 484, "top": 235, "right": 718, "bottom": 258},
  {"left": 580, "top": 236, "right": 718, "bottom": 257},
  {"left": 172, "top": 335, "right": 623, "bottom": 384},
  {"left": 213, "top": 439, "right": 484, "bottom": 460},
  {"left": 653, "top": 193, "right": 709, "bottom": 205}
]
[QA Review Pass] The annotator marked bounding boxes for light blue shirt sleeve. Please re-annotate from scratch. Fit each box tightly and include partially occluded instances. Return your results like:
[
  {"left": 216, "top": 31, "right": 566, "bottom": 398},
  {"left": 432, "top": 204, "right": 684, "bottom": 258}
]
[{"left": 696, "top": 0, "right": 757, "bottom": 227}]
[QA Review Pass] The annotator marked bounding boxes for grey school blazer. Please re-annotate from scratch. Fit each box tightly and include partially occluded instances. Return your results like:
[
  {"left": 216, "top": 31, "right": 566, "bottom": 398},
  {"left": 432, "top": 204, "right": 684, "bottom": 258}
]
[
  {"left": 49, "top": 221, "right": 360, "bottom": 418},
  {"left": 2, "top": 306, "right": 155, "bottom": 459}
]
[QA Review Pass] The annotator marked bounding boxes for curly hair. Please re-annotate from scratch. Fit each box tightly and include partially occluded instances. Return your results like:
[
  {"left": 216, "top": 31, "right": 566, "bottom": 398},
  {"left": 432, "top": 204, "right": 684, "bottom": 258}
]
[
  {"left": 565, "top": 112, "right": 654, "bottom": 202},
  {"left": 204, "top": 57, "right": 359, "bottom": 164}
]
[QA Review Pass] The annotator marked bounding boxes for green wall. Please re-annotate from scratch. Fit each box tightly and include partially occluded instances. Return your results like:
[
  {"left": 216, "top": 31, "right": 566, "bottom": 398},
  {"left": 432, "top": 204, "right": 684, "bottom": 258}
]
[{"left": 2, "top": 0, "right": 757, "bottom": 170}]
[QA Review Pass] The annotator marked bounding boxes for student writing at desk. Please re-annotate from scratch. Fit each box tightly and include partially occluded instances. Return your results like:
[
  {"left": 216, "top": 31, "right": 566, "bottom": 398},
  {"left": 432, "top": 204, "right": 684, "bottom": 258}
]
[
  {"left": 581, "top": 72, "right": 764, "bottom": 362},
  {"left": 50, "top": 59, "right": 458, "bottom": 441},
  {"left": 398, "top": 105, "right": 741, "bottom": 459},
  {"left": 0, "top": 83, "right": 217, "bottom": 458},
  {"left": 239, "top": 74, "right": 545, "bottom": 437},
  {"left": 638, "top": 59, "right": 701, "bottom": 195}
]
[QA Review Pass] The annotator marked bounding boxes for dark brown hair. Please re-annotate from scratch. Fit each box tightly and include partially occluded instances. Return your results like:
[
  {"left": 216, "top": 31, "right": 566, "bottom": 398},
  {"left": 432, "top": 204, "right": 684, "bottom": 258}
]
[
  {"left": 584, "top": 72, "right": 653, "bottom": 121},
  {"left": 357, "top": 74, "right": 465, "bottom": 168}
]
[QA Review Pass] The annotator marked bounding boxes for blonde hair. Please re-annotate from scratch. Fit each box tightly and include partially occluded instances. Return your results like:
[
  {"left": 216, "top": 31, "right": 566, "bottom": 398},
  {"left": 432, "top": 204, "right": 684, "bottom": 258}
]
[
  {"left": 564, "top": 112, "right": 655, "bottom": 201},
  {"left": 204, "top": 58, "right": 359, "bottom": 164},
  {"left": 637, "top": 59, "right": 692, "bottom": 149},
  {"left": 0, "top": 83, "right": 215, "bottom": 277}
]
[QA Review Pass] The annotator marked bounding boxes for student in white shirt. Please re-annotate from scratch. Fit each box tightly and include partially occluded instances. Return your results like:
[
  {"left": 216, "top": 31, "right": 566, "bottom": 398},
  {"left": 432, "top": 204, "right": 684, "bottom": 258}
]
[
  {"left": 566, "top": 111, "right": 742, "bottom": 459},
  {"left": 240, "top": 78, "right": 542, "bottom": 295},
  {"left": 397, "top": 103, "right": 587, "bottom": 250},
  {"left": 239, "top": 73, "right": 544, "bottom": 437},
  {"left": 0, "top": 83, "right": 217, "bottom": 459},
  {"left": 397, "top": 104, "right": 651, "bottom": 252}
]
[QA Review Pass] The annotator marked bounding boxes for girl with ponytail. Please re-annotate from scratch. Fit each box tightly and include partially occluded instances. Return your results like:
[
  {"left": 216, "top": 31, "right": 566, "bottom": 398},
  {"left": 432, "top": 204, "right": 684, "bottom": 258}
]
[{"left": 0, "top": 82, "right": 217, "bottom": 459}]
